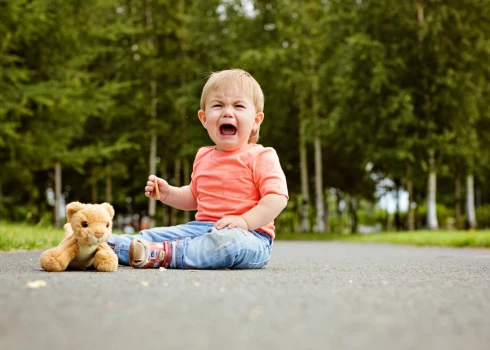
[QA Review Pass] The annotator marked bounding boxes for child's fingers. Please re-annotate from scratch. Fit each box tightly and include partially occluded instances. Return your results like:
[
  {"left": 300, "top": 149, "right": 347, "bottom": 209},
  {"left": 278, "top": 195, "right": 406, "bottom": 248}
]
[
  {"left": 215, "top": 218, "right": 239, "bottom": 230},
  {"left": 145, "top": 191, "right": 157, "bottom": 199},
  {"left": 214, "top": 222, "right": 223, "bottom": 229},
  {"left": 148, "top": 175, "right": 159, "bottom": 187},
  {"left": 144, "top": 183, "right": 158, "bottom": 199}
]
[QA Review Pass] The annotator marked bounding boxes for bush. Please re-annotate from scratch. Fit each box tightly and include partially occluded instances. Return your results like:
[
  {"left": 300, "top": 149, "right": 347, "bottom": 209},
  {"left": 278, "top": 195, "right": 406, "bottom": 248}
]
[
  {"left": 476, "top": 205, "right": 490, "bottom": 229},
  {"left": 358, "top": 208, "right": 387, "bottom": 226},
  {"left": 416, "top": 203, "right": 456, "bottom": 229}
]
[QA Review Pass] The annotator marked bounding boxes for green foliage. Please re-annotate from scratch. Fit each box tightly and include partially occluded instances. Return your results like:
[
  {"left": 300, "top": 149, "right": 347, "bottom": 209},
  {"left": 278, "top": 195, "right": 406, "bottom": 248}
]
[
  {"left": 416, "top": 203, "right": 456, "bottom": 229},
  {"left": 476, "top": 205, "right": 490, "bottom": 229},
  {"left": 1, "top": 0, "right": 490, "bottom": 231},
  {"left": 357, "top": 208, "right": 389, "bottom": 227}
]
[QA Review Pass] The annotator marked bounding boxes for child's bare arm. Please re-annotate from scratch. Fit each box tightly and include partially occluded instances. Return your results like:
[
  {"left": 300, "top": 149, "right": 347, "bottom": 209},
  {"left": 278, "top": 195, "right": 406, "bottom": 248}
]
[
  {"left": 145, "top": 175, "right": 197, "bottom": 210},
  {"left": 215, "top": 194, "right": 288, "bottom": 230},
  {"left": 241, "top": 194, "right": 288, "bottom": 230}
]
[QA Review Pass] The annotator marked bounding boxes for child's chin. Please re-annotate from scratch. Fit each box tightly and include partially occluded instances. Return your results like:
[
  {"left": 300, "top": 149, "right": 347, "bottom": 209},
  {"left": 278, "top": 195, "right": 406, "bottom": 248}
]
[{"left": 215, "top": 139, "right": 235, "bottom": 148}]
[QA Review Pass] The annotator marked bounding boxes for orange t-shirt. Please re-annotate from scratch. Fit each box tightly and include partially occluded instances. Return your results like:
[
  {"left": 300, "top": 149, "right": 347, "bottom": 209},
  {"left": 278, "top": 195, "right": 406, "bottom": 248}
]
[{"left": 189, "top": 144, "right": 289, "bottom": 239}]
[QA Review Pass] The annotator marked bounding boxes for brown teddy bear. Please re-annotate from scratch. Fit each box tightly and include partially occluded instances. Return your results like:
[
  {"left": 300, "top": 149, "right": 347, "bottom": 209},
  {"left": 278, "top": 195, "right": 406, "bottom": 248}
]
[{"left": 40, "top": 201, "right": 118, "bottom": 272}]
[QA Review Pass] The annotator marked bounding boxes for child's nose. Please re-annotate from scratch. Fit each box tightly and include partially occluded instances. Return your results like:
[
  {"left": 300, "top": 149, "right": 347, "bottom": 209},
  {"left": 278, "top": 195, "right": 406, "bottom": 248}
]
[{"left": 222, "top": 106, "right": 234, "bottom": 117}]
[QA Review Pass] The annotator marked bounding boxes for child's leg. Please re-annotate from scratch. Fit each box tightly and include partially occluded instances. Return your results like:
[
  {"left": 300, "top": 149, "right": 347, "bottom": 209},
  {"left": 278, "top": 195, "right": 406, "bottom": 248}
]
[
  {"left": 173, "top": 227, "right": 273, "bottom": 269},
  {"left": 108, "top": 221, "right": 213, "bottom": 265}
]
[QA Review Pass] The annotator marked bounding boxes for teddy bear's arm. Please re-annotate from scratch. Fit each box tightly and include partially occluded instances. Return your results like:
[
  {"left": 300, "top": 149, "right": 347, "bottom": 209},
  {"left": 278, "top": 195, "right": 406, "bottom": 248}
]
[
  {"left": 40, "top": 236, "right": 79, "bottom": 272},
  {"left": 93, "top": 242, "right": 118, "bottom": 272},
  {"left": 63, "top": 222, "right": 74, "bottom": 238}
]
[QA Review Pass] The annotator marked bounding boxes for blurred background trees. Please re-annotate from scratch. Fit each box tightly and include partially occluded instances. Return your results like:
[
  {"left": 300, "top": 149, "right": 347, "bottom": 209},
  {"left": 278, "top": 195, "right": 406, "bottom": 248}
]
[{"left": 1, "top": 0, "right": 489, "bottom": 232}]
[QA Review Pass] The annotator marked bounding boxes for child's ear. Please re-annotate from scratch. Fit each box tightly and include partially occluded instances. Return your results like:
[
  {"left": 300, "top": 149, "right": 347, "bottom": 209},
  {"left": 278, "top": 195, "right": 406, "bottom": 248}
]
[
  {"left": 198, "top": 110, "right": 207, "bottom": 128},
  {"left": 254, "top": 112, "right": 264, "bottom": 127}
]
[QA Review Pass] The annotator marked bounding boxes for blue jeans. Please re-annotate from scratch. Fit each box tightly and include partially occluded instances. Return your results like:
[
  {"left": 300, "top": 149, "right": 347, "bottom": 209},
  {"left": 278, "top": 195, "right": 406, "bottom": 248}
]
[{"left": 107, "top": 221, "right": 273, "bottom": 269}]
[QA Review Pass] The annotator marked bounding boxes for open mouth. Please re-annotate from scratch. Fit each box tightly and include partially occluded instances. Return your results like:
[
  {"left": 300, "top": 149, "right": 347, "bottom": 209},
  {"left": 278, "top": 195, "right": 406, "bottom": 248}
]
[{"left": 219, "top": 124, "right": 237, "bottom": 136}]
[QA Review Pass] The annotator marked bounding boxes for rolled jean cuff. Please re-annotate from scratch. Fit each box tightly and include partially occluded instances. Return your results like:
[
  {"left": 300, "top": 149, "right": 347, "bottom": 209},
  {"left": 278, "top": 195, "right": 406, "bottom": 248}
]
[{"left": 172, "top": 239, "right": 184, "bottom": 269}]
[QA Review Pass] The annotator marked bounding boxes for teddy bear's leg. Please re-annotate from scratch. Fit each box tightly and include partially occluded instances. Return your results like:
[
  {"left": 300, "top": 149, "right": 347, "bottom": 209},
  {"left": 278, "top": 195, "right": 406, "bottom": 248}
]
[
  {"left": 40, "top": 237, "right": 79, "bottom": 272},
  {"left": 93, "top": 243, "right": 118, "bottom": 272}
]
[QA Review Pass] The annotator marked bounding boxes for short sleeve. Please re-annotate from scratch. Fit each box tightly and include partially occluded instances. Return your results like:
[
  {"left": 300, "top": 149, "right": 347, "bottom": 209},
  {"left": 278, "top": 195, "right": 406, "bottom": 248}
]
[{"left": 252, "top": 148, "right": 289, "bottom": 199}]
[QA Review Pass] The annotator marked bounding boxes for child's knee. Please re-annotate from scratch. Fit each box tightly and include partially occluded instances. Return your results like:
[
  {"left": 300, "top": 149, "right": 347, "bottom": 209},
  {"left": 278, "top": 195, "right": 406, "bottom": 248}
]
[{"left": 209, "top": 227, "right": 255, "bottom": 251}]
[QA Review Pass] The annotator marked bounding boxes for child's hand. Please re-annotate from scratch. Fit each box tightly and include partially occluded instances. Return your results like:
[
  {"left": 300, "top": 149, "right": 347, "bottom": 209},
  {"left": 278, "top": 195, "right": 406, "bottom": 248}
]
[
  {"left": 214, "top": 216, "right": 249, "bottom": 230},
  {"left": 145, "top": 175, "right": 170, "bottom": 201}
]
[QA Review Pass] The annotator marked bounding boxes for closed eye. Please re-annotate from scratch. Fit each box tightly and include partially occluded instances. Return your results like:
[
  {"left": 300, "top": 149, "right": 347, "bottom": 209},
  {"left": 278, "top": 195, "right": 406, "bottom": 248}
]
[
  {"left": 212, "top": 104, "right": 222, "bottom": 108},
  {"left": 235, "top": 104, "right": 245, "bottom": 108}
]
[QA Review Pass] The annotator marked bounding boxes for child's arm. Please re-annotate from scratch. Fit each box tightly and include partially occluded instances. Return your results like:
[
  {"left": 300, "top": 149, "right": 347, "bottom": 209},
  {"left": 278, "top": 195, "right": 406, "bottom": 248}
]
[
  {"left": 145, "top": 175, "right": 197, "bottom": 210},
  {"left": 215, "top": 193, "right": 288, "bottom": 230}
]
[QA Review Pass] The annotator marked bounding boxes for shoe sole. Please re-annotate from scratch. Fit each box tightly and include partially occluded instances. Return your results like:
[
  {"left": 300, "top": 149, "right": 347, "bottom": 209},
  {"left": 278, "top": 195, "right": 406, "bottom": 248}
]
[
  {"left": 129, "top": 239, "right": 146, "bottom": 268},
  {"left": 129, "top": 239, "right": 169, "bottom": 269}
]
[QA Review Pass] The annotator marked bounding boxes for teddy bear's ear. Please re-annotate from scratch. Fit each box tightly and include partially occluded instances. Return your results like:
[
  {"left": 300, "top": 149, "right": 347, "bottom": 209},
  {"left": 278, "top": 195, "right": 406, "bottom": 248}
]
[
  {"left": 101, "top": 203, "right": 115, "bottom": 219},
  {"left": 66, "top": 201, "right": 84, "bottom": 222}
]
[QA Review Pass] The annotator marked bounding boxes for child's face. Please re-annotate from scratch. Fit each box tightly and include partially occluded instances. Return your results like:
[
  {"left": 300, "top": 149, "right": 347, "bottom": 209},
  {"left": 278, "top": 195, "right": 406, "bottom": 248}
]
[{"left": 198, "top": 89, "right": 264, "bottom": 151}]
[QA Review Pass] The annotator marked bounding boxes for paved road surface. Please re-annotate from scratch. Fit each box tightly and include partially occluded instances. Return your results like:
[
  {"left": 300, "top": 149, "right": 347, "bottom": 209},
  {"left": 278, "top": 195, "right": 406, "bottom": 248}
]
[{"left": 1, "top": 241, "right": 489, "bottom": 350}]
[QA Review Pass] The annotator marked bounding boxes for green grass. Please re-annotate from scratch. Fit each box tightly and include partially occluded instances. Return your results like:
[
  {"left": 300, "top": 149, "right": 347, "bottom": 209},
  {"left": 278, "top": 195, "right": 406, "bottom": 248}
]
[
  {"left": 1, "top": 221, "right": 489, "bottom": 251},
  {"left": 0, "top": 221, "right": 65, "bottom": 251},
  {"left": 277, "top": 230, "right": 490, "bottom": 248}
]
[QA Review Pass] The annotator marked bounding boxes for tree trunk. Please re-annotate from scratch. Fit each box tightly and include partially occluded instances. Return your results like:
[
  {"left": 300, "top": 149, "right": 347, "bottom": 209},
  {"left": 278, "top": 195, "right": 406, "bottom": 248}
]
[
  {"left": 426, "top": 150, "right": 439, "bottom": 230},
  {"left": 349, "top": 197, "right": 358, "bottom": 233},
  {"left": 324, "top": 187, "right": 330, "bottom": 233},
  {"left": 455, "top": 175, "right": 462, "bottom": 229},
  {"left": 54, "top": 162, "right": 62, "bottom": 228},
  {"left": 466, "top": 173, "right": 477, "bottom": 229},
  {"left": 91, "top": 167, "right": 98, "bottom": 203},
  {"left": 179, "top": 0, "right": 189, "bottom": 225},
  {"left": 147, "top": 84, "right": 158, "bottom": 228},
  {"left": 406, "top": 165, "right": 415, "bottom": 231},
  {"left": 394, "top": 179, "right": 401, "bottom": 230},
  {"left": 311, "top": 71, "right": 325, "bottom": 232},
  {"left": 170, "top": 158, "right": 181, "bottom": 226},
  {"left": 299, "top": 95, "right": 309, "bottom": 232},
  {"left": 418, "top": 0, "right": 437, "bottom": 230},
  {"left": 313, "top": 140, "right": 325, "bottom": 233},
  {"left": 336, "top": 189, "right": 343, "bottom": 233},
  {"left": 146, "top": 0, "right": 158, "bottom": 228},
  {"left": 415, "top": 200, "right": 421, "bottom": 230},
  {"left": 417, "top": 0, "right": 424, "bottom": 42}
]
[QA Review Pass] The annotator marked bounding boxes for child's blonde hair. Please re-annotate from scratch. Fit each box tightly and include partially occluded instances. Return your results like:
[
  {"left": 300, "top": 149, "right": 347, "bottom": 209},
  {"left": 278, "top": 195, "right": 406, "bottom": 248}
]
[{"left": 200, "top": 69, "right": 264, "bottom": 144}]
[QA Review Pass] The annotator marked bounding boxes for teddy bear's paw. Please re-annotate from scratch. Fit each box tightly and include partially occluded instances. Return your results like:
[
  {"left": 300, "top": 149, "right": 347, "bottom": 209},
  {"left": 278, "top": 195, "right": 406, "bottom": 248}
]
[
  {"left": 40, "top": 253, "right": 67, "bottom": 272},
  {"left": 93, "top": 258, "right": 118, "bottom": 272}
]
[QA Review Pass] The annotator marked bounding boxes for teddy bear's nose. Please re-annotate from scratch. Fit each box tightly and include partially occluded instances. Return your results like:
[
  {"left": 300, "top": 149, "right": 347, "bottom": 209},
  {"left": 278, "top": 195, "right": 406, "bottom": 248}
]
[{"left": 94, "top": 232, "right": 104, "bottom": 239}]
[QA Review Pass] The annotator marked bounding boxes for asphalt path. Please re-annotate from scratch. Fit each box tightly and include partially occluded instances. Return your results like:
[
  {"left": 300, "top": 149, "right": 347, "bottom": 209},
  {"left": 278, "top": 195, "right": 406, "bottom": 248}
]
[{"left": 1, "top": 241, "right": 489, "bottom": 350}]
